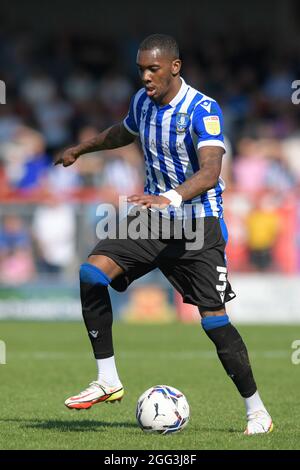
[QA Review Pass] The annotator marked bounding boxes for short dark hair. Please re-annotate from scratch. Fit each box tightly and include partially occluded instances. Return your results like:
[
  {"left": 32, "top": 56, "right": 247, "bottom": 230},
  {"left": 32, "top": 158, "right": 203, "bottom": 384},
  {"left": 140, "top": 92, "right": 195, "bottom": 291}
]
[{"left": 139, "top": 34, "right": 179, "bottom": 59}]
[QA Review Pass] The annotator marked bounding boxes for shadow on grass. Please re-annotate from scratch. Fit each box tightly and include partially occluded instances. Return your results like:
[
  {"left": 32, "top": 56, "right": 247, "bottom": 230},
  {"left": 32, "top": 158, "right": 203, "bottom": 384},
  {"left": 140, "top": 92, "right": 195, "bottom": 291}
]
[
  {"left": 1, "top": 418, "right": 242, "bottom": 434},
  {"left": 0, "top": 418, "right": 136, "bottom": 432},
  {"left": 192, "top": 425, "right": 241, "bottom": 434}
]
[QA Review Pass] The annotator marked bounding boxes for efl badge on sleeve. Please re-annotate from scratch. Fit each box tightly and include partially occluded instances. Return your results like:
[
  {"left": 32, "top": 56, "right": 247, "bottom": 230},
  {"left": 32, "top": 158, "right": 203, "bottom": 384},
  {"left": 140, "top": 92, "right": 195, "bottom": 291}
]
[
  {"left": 176, "top": 113, "right": 190, "bottom": 134},
  {"left": 203, "top": 115, "right": 221, "bottom": 135}
]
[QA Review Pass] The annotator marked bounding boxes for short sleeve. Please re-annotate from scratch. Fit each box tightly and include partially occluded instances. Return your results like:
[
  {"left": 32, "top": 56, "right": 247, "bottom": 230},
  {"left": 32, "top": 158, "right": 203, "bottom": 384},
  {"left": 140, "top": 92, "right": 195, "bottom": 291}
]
[
  {"left": 192, "top": 100, "right": 226, "bottom": 151},
  {"left": 123, "top": 94, "right": 139, "bottom": 136}
]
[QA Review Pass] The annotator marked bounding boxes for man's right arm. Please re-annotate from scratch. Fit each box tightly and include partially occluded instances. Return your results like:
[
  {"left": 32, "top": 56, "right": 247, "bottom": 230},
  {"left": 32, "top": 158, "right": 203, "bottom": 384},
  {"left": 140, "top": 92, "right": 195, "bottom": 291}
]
[{"left": 55, "top": 123, "right": 136, "bottom": 167}]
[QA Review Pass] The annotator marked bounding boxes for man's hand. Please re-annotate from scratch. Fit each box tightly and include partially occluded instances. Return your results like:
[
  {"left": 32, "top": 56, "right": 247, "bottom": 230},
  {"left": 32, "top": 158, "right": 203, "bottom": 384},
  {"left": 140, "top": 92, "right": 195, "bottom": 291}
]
[
  {"left": 54, "top": 123, "right": 136, "bottom": 167},
  {"left": 127, "top": 194, "right": 171, "bottom": 209},
  {"left": 54, "top": 147, "right": 80, "bottom": 167}
]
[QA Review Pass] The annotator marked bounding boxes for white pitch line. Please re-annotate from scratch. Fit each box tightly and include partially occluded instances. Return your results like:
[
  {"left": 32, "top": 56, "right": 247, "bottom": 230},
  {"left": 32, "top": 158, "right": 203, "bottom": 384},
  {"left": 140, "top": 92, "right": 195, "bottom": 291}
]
[{"left": 7, "top": 350, "right": 291, "bottom": 360}]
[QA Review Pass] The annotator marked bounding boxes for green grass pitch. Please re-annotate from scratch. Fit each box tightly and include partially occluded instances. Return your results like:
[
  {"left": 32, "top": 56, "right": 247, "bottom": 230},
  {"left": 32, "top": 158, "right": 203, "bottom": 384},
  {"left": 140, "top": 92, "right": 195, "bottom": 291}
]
[{"left": 0, "top": 321, "right": 299, "bottom": 450}]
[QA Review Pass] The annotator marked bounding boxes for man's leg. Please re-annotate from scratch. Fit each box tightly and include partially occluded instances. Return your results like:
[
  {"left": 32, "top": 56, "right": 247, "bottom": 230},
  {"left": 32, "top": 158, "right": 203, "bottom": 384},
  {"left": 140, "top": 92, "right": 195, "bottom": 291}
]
[
  {"left": 65, "top": 255, "right": 125, "bottom": 410},
  {"left": 199, "top": 307, "right": 273, "bottom": 434}
]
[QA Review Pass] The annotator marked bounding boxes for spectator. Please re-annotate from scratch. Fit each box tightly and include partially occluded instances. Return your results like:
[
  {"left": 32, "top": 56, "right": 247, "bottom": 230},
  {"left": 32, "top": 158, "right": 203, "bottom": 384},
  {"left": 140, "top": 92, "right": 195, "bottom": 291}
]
[
  {"left": 0, "top": 215, "right": 35, "bottom": 284},
  {"left": 12, "top": 127, "right": 51, "bottom": 190},
  {"left": 0, "top": 105, "right": 23, "bottom": 142},
  {"left": 64, "top": 69, "right": 96, "bottom": 104},
  {"left": 0, "top": 214, "right": 31, "bottom": 253},
  {"left": 245, "top": 193, "right": 280, "bottom": 271},
  {"left": 20, "top": 70, "right": 57, "bottom": 106},
  {"left": 33, "top": 94, "right": 74, "bottom": 152},
  {"left": 97, "top": 69, "right": 134, "bottom": 118},
  {"left": 32, "top": 192, "right": 76, "bottom": 274},
  {"left": 233, "top": 138, "right": 269, "bottom": 193}
]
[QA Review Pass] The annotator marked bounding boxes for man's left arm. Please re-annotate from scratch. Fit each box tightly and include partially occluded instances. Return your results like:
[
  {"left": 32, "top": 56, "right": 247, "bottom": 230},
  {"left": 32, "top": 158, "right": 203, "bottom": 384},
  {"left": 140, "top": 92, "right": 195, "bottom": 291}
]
[
  {"left": 174, "top": 145, "right": 224, "bottom": 201},
  {"left": 128, "top": 146, "right": 223, "bottom": 208}
]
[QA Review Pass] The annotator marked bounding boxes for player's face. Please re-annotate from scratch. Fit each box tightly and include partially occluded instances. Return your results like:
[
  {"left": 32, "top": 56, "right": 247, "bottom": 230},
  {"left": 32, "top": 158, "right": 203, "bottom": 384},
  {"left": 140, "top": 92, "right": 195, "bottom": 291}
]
[{"left": 136, "top": 48, "right": 181, "bottom": 104}]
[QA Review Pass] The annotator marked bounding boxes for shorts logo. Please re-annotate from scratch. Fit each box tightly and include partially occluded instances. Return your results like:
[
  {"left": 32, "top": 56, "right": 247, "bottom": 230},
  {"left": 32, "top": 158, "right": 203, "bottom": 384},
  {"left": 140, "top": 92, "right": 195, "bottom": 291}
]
[
  {"left": 216, "top": 266, "right": 227, "bottom": 302},
  {"left": 203, "top": 115, "right": 221, "bottom": 135},
  {"left": 176, "top": 113, "right": 190, "bottom": 134}
]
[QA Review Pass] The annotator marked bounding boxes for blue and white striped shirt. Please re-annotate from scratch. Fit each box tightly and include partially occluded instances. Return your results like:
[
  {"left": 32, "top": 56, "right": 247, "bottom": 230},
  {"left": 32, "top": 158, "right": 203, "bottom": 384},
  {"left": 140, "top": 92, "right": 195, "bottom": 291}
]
[{"left": 123, "top": 78, "right": 226, "bottom": 219}]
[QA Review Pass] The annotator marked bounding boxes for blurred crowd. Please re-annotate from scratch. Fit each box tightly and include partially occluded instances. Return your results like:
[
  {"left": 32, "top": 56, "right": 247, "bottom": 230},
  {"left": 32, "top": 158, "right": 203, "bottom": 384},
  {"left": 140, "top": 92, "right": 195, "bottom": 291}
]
[{"left": 0, "top": 31, "right": 300, "bottom": 283}]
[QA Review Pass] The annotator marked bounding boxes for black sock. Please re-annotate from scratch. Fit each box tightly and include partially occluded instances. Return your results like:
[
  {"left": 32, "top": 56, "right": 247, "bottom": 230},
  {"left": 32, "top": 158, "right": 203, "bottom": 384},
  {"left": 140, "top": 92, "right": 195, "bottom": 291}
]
[
  {"left": 80, "top": 263, "right": 114, "bottom": 359},
  {"left": 203, "top": 323, "right": 257, "bottom": 398}
]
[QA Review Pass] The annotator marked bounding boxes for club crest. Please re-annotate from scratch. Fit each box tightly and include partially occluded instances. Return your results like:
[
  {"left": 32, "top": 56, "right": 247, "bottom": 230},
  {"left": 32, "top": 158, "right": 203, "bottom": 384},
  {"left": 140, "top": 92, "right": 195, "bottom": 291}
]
[{"left": 176, "top": 113, "right": 190, "bottom": 134}]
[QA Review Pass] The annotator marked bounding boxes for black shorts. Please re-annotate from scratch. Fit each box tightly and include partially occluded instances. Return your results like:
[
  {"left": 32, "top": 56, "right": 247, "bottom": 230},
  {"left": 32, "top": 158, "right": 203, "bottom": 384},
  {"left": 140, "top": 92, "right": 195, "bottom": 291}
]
[{"left": 90, "top": 211, "right": 236, "bottom": 311}]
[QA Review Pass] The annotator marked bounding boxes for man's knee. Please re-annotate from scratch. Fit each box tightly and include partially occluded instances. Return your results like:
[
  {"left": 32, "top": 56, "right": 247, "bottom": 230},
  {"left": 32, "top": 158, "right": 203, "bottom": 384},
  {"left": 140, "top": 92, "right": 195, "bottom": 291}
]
[
  {"left": 87, "top": 254, "right": 124, "bottom": 280},
  {"left": 80, "top": 262, "right": 112, "bottom": 286},
  {"left": 198, "top": 306, "right": 226, "bottom": 318}
]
